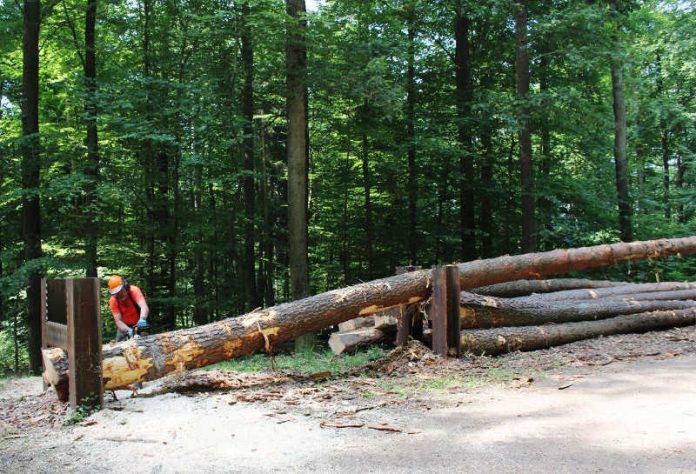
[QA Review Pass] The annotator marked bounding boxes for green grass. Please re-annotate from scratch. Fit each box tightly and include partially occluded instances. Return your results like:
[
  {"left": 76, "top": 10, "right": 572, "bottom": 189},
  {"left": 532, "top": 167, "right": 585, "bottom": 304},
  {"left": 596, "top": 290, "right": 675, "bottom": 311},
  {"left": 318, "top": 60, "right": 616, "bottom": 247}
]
[{"left": 209, "top": 346, "right": 387, "bottom": 374}]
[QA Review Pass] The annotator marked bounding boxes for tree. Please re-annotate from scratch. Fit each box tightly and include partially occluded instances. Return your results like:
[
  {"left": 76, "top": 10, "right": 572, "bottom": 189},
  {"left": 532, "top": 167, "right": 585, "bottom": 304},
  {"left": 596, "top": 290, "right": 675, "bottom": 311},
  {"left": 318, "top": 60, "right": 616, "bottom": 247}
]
[
  {"left": 515, "top": 0, "right": 536, "bottom": 252},
  {"left": 84, "top": 0, "right": 99, "bottom": 277},
  {"left": 454, "top": 0, "right": 476, "bottom": 261},
  {"left": 286, "top": 0, "right": 312, "bottom": 351},
  {"left": 241, "top": 1, "right": 259, "bottom": 310},
  {"left": 21, "top": 0, "right": 43, "bottom": 373}
]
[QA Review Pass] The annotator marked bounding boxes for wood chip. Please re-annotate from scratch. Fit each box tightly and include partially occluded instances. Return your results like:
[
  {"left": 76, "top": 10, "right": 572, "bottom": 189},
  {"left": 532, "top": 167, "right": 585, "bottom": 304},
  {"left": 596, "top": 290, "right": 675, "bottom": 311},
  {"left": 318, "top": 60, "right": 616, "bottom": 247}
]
[
  {"left": 367, "top": 423, "right": 402, "bottom": 433},
  {"left": 319, "top": 420, "right": 365, "bottom": 429},
  {"left": 557, "top": 383, "right": 573, "bottom": 390}
]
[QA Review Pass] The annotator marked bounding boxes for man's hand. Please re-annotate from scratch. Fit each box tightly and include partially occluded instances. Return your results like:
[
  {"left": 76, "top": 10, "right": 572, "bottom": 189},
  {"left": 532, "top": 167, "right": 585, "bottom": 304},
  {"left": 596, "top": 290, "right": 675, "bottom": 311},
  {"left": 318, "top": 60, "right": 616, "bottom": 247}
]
[
  {"left": 127, "top": 328, "right": 134, "bottom": 338},
  {"left": 137, "top": 318, "right": 148, "bottom": 329}
]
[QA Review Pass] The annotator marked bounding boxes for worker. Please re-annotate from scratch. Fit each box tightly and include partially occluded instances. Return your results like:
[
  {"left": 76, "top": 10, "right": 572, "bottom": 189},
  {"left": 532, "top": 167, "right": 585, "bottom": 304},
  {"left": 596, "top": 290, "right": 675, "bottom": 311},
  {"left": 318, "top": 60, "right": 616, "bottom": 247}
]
[{"left": 107, "top": 275, "right": 150, "bottom": 342}]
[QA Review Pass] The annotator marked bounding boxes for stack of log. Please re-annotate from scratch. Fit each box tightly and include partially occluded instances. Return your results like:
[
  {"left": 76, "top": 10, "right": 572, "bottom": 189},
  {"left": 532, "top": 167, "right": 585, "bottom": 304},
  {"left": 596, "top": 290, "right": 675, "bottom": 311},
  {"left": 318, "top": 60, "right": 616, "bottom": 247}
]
[
  {"left": 459, "top": 279, "right": 696, "bottom": 355},
  {"left": 329, "top": 279, "right": 696, "bottom": 356},
  {"left": 328, "top": 309, "right": 399, "bottom": 355}
]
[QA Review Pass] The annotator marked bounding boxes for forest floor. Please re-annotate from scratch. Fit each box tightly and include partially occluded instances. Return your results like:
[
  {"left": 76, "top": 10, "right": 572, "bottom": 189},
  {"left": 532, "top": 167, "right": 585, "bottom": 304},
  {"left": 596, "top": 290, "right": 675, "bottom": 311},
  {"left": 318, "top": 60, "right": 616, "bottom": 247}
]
[{"left": 1, "top": 326, "right": 696, "bottom": 473}]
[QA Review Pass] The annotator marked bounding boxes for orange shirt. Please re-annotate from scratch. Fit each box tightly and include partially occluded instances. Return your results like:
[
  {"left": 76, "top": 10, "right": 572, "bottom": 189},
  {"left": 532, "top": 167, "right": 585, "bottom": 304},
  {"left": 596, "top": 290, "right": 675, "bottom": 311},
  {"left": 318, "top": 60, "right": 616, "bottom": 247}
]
[{"left": 109, "top": 286, "right": 145, "bottom": 326}]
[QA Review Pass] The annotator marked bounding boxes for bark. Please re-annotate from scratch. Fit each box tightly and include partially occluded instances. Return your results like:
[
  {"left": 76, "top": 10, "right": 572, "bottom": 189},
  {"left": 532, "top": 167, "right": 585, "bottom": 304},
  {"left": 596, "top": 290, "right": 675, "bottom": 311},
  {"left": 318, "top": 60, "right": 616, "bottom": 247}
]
[
  {"left": 338, "top": 315, "right": 375, "bottom": 332},
  {"left": 656, "top": 52, "right": 671, "bottom": 220},
  {"left": 286, "top": 0, "right": 309, "bottom": 301},
  {"left": 22, "top": 0, "right": 43, "bottom": 374},
  {"left": 192, "top": 162, "right": 207, "bottom": 326},
  {"left": 675, "top": 155, "right": 687, "bottom": 223},
  {"left": 328, "top": 328, "right": 386, "bottom": 355},
  {"left": 459, "top": 290, "right": 695, "bottom": 328},
  {"left": 361, "top": 101, "right": 374, "bottom": 279},
  {"left": 479, "top": 74, "right": 494, "bottom": 258},
  {"left": 241, "top": 2, "right": 259, "bottom": 310},
  {"left": 515, "top": 0, "right": 535, "bottom": 252},
  {"left": 513, "top": 282, "right": 696, "bottom": 303},
  {"left": 473, "top": 279, "right": 625, "bottom": 297},
  {"left": 406, "top": 2, "right": 417, "bottom": 264},
  {"left": 611, "top": 55, "right": 633, "bottom": 241},
  {"left": 84, "top": 0, "right": 99, "bottom": 277},
  {"left": 457, "top": 237, "right": 696, "bottom": 289},
  {"left": 461, "top": 308, "right": 696, "bottom": 356},
  {"left": 258, "top": 115, "right": 275, "bottom": 307},
  {"left": 42, "top": 236, "right": 696, "bottom": 390},
  {"left": 455, "top": 1, "right": 476, "bottom": 261}
]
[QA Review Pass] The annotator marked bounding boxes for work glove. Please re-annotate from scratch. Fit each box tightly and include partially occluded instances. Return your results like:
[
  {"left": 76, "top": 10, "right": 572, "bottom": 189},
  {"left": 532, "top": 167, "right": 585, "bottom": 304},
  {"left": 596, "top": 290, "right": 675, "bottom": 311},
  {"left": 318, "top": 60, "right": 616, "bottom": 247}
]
[
  {"left": 127, "top": 328, "right": 134, "bottom": 338},
  {"left": 137, "top": 318, "right": 148, "bottom": 329}
]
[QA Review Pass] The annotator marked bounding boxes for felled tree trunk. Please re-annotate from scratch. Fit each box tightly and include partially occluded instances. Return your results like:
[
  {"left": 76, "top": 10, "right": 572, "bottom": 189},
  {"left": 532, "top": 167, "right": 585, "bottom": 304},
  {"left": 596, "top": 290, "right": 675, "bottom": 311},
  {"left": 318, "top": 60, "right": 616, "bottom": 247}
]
[
  {"left": 455, "top": 237, "right": 696, "bottom": 289},
  {"left": 460, "top": 308, "right": 696, "bottom": 356},
  {"left": 459, "top": 291, "right": 696, "bottom": 328},
  {"left": 43, "top": 236, "right": 696, "bottom": 392},
  {"left": 512, "top": 282, "right": 696, "bottom": 302},
  {"left": 472, "top": 279, "right": 625, "bottom": 297}
]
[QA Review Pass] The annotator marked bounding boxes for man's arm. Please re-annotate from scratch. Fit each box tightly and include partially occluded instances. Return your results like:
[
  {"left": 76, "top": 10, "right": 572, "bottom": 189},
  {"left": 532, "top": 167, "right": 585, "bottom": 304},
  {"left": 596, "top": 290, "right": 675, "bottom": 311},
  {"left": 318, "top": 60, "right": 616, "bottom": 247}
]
[
  {"left": 132, "top": 287, "right": 149, "bottom": 320},
  {"left": 113, "top": 312, "right": 131, "bottom": 332}
]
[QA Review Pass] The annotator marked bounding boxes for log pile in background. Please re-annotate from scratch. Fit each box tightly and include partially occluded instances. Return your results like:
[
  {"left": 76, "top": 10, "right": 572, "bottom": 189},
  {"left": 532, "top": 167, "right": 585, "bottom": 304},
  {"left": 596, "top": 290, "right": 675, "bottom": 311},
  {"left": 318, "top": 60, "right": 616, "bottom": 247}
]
[
  {"left": 333, "top": 279, "right": 696, "bottom": 356},
  {"left": 458, "top": 281, "right": 696, "bottom": 355}
]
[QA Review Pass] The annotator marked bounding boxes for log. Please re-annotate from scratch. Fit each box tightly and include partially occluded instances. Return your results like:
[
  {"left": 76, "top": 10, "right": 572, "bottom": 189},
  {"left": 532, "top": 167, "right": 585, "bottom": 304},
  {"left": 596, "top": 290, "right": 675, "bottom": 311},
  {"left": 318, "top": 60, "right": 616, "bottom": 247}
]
[
  {"left": 338, "top": 315, "right": 375, "bottom": 332},
  {"left": 459, "top": 291, "right": 696, "bottom": 328},
  {"left": 374, "top": 307, "right": 399, "bottom": 330},
  {"left": 455, "top": 237, "right": 696, "bottom": 289},
  {"left": 328, "top": 328, "right": 386, "bottom": 355},
  {"left": 512, "top": 282, "right": 696, "bottom": 302},
  {"left": 473, "top": 279, "right": 625, "bottom": 297},
  {"left": 460, "top": 308, "right": 696, "bottom": 356},
  {"left": 43, "top": 236, "right": 696, "bottom": 391}
]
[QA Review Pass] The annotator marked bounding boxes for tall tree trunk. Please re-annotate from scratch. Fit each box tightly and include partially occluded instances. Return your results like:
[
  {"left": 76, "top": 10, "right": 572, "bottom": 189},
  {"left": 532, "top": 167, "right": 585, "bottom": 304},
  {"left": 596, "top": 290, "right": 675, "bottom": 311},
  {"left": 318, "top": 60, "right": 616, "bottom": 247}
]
[
  {"left": 610, "top": 9, "right": 633, "bottom": 242},
  {"left": 287, "top": 0, "right": 312, "bottom": 351},
  {"left": 655, "top": 52, "right": 670, "bottom": 220},
  {"left": 515, "top": 1, "right": 535, "bottom": 252},
  {"left": 479, "top": 74, "right": 494, "bottom": 258},
  {"left": 142, "top": 0, "right": 157, "bottom": 313},
  {"left": 22, "top": 0, "right": 43, "bottom": 374},
  {"left": 661, "top": 129, "right": 670, "bottom": 220},
  {"left": 611, "top": 63, "right": 632, "bottom": 241},
  {"left": 361, "top": 101, "right": 374, "bottom": 280},
  {"left": 192, "top": 162, "right": 207, "bottom": 326},
  {"left": 538, "top": 52, "right": 552, "bottom": 244},
  {"left": 241, "top": 2, "right": 259, "bottom": 310},
  {"left": 258, "top": 114, "right": 275, "bottom": 307},
  {"left": 341, "top": 138, "right": 352, "bottom": 284},
  {"left": 406, "top": 2, "right": 417, "bottom": 265},
  {"left": 84, "top": 0, "right": 99, "bottom": 277},
  {"left": 505, "top": 135, "right": 516, "bottom": 254},
  {"left": 455, "top": 1, "right": 476, "bottom": 261},
  {"left": 675, "top": 154, "right": 688, "bottom": 223}
]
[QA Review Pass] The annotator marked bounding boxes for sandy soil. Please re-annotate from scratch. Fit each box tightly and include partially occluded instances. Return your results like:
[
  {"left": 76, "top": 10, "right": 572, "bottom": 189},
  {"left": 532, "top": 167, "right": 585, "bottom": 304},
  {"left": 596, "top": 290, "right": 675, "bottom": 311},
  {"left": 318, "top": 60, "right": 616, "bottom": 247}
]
[{"left": 1, "top": 326, "right": 695, "bottom": 473}]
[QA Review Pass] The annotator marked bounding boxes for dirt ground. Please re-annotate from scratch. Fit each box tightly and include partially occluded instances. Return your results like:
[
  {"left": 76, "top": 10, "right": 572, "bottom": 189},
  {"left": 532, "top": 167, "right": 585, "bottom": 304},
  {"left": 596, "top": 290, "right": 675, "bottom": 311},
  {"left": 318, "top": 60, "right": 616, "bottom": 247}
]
[{"left": 1, "top": 326, "right": 696, "bottom": 473}]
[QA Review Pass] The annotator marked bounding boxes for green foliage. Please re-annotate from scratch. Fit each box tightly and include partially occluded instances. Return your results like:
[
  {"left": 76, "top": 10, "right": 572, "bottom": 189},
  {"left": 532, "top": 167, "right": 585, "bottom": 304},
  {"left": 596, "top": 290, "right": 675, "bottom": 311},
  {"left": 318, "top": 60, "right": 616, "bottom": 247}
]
[
  {"left": 63, "top": 402, "right": 100, "bottom": 426},
  {"left": 1, "top": 0, "right": 694, "bottom": 370},
  {"left": 210, "top": 346, "right": 386, "bottom": 374}
]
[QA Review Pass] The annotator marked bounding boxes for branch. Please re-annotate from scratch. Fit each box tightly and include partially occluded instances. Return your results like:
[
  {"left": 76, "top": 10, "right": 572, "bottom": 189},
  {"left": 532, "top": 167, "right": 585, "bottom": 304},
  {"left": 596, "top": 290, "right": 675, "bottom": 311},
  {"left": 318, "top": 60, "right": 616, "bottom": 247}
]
[{"left": 61, "top": 0, "right": 85, "bottom": 68}]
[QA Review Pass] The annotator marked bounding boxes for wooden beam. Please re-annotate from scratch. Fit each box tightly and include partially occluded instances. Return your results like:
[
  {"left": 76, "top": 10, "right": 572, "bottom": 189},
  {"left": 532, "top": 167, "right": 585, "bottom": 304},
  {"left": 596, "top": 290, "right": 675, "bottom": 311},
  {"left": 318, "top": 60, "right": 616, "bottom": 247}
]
[
  {"left": 446, "top": 265, "right": 461, "bottom": 356},
  {"left": 66, "top": 278, "right": 103, "bottom": 409}
]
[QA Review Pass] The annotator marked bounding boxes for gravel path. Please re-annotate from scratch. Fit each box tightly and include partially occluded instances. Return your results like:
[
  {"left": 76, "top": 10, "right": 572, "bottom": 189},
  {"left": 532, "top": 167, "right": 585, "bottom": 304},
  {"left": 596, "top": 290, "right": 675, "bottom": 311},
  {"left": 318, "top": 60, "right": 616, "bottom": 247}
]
[{"left": 1, "top": 326, "right": 695, "bottom": 473}]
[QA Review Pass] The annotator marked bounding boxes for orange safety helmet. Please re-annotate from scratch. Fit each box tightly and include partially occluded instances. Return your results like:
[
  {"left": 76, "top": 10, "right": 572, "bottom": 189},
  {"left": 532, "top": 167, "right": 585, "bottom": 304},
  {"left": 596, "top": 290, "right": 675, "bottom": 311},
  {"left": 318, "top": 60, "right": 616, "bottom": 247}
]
[{"left": 108, "top": 275, "right": 124, "bottom": 295}]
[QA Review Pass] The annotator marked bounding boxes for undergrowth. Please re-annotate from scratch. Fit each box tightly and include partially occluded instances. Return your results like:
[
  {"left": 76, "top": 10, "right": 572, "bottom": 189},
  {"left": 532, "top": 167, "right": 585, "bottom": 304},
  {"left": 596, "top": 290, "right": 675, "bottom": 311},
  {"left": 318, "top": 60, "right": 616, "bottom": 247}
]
[{"left": 209, "top": 346, "right": 386, "bottom": 374}]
